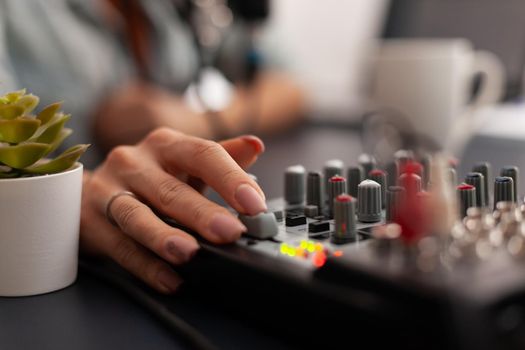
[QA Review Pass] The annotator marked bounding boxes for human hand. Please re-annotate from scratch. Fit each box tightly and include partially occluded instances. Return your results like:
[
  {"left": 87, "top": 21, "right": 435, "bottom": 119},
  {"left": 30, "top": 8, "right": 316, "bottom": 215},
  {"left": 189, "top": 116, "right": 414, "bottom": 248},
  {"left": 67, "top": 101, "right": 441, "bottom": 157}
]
[{"left": 80, "top": 128, "right": 266, "bottom": 293}]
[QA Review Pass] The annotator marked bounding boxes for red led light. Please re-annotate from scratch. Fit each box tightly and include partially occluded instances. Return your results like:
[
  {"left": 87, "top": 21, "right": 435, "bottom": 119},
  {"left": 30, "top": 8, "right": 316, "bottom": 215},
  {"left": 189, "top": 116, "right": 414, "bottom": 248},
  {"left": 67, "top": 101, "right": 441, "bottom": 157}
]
[
  {"left": 333, "top": 250, "right": 343, "bottom": 257},
  {"left": 457, "top": 183, "right": 475, "bottom": 190},
  {"left": 313, "top": 251, "right": 327, "bottom": 267}
]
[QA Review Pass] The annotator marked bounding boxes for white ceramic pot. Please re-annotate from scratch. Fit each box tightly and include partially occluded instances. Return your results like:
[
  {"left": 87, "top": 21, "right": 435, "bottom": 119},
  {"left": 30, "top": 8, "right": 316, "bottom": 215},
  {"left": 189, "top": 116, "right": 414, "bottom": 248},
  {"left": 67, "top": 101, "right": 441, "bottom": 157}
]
[{"left": 0, "top": 164, "right": 83, "bottom": 296}]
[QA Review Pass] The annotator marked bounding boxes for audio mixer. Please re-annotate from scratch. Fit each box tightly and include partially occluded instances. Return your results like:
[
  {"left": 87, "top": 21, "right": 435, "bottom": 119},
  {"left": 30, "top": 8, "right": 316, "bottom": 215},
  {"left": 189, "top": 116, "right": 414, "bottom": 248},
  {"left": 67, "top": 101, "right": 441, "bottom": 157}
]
[{"left": 177, "top": 151, "right": 525, "bottom": 350}]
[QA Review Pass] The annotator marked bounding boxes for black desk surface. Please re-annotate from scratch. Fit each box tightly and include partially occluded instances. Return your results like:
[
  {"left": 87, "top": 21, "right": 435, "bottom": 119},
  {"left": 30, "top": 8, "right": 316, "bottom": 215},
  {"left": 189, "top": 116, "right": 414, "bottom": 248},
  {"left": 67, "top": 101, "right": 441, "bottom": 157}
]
[{"left": 2, "top": 123, "right": 525, "bottom": 350}]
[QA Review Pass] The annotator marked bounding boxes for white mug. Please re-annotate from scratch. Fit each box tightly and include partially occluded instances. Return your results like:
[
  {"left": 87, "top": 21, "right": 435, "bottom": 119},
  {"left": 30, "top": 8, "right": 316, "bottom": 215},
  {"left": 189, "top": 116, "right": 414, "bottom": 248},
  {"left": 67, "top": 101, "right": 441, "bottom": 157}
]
[{"left": 370, "top": 39, "right": 505, "bottom": 154}]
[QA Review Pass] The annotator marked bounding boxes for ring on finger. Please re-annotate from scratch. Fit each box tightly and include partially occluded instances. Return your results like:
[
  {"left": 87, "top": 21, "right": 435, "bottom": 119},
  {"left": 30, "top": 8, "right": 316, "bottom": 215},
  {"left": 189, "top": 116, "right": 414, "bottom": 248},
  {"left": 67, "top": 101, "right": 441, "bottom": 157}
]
[{"left": 105, "top": 191, "right": 139, "bottom": 225}]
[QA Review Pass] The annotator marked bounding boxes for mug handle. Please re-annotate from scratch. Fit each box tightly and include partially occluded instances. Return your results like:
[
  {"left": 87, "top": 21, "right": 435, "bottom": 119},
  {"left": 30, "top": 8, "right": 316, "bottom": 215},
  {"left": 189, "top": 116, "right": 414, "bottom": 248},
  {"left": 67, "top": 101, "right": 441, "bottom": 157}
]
[
  {"left": 469, "top": 50, "right": 505, "bottom": 108},
  {"left": 447, "top": 50, "right": 504, "bottom": 154}
]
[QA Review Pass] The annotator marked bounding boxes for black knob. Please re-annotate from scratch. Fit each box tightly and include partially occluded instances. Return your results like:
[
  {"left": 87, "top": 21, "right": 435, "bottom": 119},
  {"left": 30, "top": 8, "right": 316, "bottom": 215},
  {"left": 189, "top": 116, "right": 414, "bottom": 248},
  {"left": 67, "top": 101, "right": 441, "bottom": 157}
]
[
  {"left": 347, "top": 165, "right": 363, "bottom": 198},
  {"left": 358, "top": 154, "right": 377, "bottom": 179},
  {"left": 465, "top": 172, "right": 486, "bottom": 207},
  {"left": 457, "top": 184, "right": 476, "bottom": 218},
  {"left": 472, "top": 162, "right": 491, "bottom": 208},
  {"left": 494, "top": 176, "right": 514, "bottom": 209},
  {"left": 386, "top": 186, "right": 405, "bottom": 222},
  {"left": 306, "top": 171, "right": 323, "bottom": 212},
  {"left": 500, "top": 166, "right": 519, "bottom": 203}
]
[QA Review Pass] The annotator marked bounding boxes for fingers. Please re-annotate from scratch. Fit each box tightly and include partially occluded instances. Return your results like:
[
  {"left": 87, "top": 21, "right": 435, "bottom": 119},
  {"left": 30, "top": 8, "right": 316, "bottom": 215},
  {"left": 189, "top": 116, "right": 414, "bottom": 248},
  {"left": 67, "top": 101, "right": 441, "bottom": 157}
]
[
  {"left": 220, "top": 135, "right": 265, "bottom": 169},
  {"left": 141, "top": 128, "right": 267, "bottom": 215},
  {"left": 187, "top": 135, "right": 265, "bottom": 193},
  {"left": 108, "top": 193, "right": 200, "bottom": 263},
  {"left": 80, "top": 208, "right": 182, "bottom": 294},
  {"left": 121, "top": 165, "right": 247, "bottom": 243}
]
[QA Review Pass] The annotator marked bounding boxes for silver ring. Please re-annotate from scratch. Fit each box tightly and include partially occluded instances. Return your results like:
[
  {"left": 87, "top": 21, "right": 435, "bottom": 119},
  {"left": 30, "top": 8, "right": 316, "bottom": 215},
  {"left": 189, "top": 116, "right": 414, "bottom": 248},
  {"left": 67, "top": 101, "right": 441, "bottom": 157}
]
[{"left": 105, "top": 191, "right": 138, "bottom": 225}]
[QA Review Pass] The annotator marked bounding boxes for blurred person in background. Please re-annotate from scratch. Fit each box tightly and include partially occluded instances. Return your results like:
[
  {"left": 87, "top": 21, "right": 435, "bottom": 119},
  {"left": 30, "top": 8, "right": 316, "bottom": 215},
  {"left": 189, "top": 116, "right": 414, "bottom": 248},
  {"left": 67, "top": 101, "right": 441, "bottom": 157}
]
[{"left": 0, "top": 0, "right": 306, "bottom": 167}]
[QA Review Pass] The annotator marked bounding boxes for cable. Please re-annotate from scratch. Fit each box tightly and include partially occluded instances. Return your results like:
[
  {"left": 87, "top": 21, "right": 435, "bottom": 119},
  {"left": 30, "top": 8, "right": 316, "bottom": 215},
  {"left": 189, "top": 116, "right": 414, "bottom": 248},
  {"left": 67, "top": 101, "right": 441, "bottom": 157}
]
[{"left": 79, "top": 259, "right": 219, "bottom": 350}]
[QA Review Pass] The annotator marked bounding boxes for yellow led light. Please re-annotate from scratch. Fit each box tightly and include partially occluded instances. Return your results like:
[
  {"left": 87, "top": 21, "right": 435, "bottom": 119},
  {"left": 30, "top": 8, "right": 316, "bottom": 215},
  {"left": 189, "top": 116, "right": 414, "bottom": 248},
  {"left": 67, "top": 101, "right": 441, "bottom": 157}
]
[
  {"left": 296, "top": 247, "right": 305, "bottom": 258},
  {"left": 300, "top": 240, "right": 308, "bottom": 249},
  {"left": 306, "top": 242, "right": 315, "bottom": 253},
  {"left": 280, "top": 243, "right": 288, "bottom": 255},
  {"left": 315, "top": 243, "right": 324, "bottom": 252},
  {"left": 288, "top": 248, "right": 296, "bottom": 257}
]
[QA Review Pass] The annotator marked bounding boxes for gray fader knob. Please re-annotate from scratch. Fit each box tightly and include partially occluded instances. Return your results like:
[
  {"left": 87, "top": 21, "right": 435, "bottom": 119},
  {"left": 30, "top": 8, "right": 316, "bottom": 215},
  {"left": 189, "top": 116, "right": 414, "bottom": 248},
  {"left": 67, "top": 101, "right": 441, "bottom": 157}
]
[
  {"left": 501, "top": 166, "right": 519, "bottom": 203},
  {"left": 465, "top": 172, "right": 486, "bottom": 207},
  {"left": 328, "top": 176, "right": 346, "bottom": 218},
  {"left": 457, "top": 184, "right": 476, "bottom": 218},
  {"left": 239, "top": 212, "right": 279, "bottom": 239},
  {"left": 473, "top": 162, "right": 491, "bottom": 206},
  {"left": 357, "top": 180, "right": 382, "bottom": 222},
  {"left": 358, "top": 154, "right": 377, "bottom": 178},
  {"left": 306, "top": 171, "right": 323, "bottom": 211},
  {"left": 332, "top": 194, "right": 357, "bottom": 244},
  {"left": 347, "top": 165, "right": 363, "bottom": 198},
  {"left": 494, "top": 176, "right": 514, "bottom": 209},
  {"left": 369, "top": 169, "right": 387, "bottom": 208},
  {"left": 284, "top": 165, "right": 306, "bottom": 205},
  {"left": 324, "top": 159, "right": 344, "bottom": 195}
]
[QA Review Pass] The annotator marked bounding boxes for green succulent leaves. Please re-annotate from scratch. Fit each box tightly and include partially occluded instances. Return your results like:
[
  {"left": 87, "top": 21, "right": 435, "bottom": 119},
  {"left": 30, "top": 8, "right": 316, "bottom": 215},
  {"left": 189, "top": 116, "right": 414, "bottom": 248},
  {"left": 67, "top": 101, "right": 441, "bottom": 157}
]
[{"left": 0, "top": 90, "right": 88, "bottom": 176}]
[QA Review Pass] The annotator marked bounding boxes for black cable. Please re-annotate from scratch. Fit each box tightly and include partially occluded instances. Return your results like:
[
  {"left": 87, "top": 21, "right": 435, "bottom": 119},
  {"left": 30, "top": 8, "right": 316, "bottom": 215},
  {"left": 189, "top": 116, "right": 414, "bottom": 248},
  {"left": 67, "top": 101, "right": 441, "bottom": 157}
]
[{"left": 79, "top": 259, "right": 219, "bottom": 350}]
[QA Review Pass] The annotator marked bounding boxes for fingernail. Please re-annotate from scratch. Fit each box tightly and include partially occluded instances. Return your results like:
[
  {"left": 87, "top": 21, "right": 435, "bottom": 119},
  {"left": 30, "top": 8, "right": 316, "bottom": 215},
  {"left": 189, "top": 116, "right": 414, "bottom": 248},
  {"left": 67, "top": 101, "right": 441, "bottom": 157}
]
[
  {"left": 158, "top": 269, "right": 182, "bottom": 293},
  {"left": 241, "top": 135, "right": 265, "bottom": 153},
  {"left": 235, "top": 183, "right": 267, "bottom": 215},
  {"left": 166, "top": 236, "right": 199, "bottom": 263},
  {"left": 209, "top": 213, "right": 247, "bottom": 240}
]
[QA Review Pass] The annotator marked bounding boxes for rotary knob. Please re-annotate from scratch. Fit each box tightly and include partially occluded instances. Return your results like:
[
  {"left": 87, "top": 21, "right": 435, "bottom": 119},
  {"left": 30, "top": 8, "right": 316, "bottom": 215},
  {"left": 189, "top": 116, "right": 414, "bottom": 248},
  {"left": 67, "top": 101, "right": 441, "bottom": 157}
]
[
  {"left": 284, "top": 165, "right": 305, "bottom": 205},
  {"left": 500, "top": 166, "right": 519, "bottom": 203},
  {"left": 398, "top": 172, "right": 422, "bottom": 195},
  {"left": 347, "top": 165, "right": 363, "bottom": 198},
  {"left": 358, "top": 154, "right": 377, "bottom": 179},
  {"left": 465, "top": 172, "right": 486, "bottom": 207},
  {"left": 494, "top": 176, "right": 514, "bottom": 209},
  {"left": 328, "top": 175, "right": 346, "bottom": 218},
  {"left": 472, "top": 162, "right": 491, "bottom": 206},
  {"left": 357, "top": 179, "right": 382, "bottom": 222},
  {"left": 323, "top": 159, "right": 344, "bottom": 195},
  {"left": 386, "top": 186, "right": 405, "bottom": 222},
  {"left": 369, "top": 169, "right": 387, "bottom": 208},
  {"left": 457, "top": 184, "right": 476, "bottom": 218},
  {"left": 306, "top": 171, "right": 323, "bottom": 213},
  {"left": 332, "top": 194, "right": 357, "bottom": 244}
]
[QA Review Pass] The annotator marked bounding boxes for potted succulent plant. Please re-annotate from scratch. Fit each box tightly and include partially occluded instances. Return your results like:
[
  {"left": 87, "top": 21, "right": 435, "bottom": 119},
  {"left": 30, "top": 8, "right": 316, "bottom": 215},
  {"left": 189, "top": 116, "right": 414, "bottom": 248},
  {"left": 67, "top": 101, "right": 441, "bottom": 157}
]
[{"left": 0, "top": 89, "right": 88, "bottom": 296}]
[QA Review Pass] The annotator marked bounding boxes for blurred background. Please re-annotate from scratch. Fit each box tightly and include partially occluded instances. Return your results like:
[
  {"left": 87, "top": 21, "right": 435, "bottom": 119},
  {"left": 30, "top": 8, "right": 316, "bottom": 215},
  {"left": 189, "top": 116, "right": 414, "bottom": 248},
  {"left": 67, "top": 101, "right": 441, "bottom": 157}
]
[{"left": 2, "top": 0, "right": 525, "bottom": 183}]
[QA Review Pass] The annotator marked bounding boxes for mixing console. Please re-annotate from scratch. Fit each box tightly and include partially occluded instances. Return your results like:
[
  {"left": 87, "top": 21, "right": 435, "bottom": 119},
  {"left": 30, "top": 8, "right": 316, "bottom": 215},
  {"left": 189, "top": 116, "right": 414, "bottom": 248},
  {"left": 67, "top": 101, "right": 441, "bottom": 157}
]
[{"left": 177, "top": 151, "right": 525, "bottom": 350}]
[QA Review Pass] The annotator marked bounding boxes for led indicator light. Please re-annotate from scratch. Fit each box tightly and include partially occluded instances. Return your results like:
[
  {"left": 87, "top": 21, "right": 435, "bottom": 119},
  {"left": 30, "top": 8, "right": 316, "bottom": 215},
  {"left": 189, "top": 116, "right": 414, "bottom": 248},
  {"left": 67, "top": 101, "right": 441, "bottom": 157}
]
[
  {"left": 313, "top": 251, "right": 327, "bottom": 267},
  {"left": 333, "top": 250, "right": 343, "bottom": 257}
]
